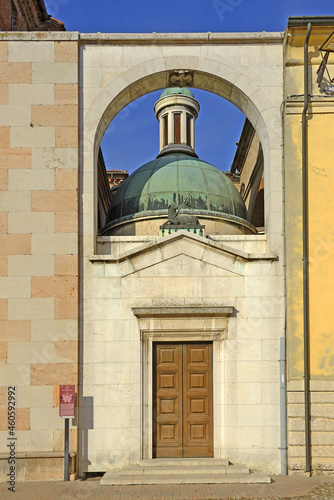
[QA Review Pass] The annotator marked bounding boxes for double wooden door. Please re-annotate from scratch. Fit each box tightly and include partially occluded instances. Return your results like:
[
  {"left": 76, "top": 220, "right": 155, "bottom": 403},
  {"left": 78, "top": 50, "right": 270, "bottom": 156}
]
[{"left": 153, "top": 342, "right": 213, "bottom": 458}]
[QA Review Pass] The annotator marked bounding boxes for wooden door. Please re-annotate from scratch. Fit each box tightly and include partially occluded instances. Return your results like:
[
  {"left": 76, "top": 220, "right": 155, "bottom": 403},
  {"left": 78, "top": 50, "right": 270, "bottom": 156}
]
[{"left": 153, "top": 342, "right": 213, "bottom": 458}]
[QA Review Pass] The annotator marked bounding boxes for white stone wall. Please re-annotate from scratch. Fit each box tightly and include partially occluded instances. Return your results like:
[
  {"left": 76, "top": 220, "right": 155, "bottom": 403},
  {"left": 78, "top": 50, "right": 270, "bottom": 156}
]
[
  {"left": 80, "top": 233, "right": 284, "bottom": 474},
  {"left": 80, "top": 33, "right": 284, "bottom": 475}
]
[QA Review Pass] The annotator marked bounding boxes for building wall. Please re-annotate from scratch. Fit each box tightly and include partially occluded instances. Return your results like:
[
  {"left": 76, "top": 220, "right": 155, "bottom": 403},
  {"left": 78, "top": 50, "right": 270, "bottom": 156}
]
[
  {"left": 0, "top": 30, "right": 287, "bottom": 480},
  {"left": 0, "top": 0, "right": 65, "bottom": 32},
  {"left": 80, "top": 33, "right": 284, "bottom": 475},
  {"left": 284, "top": 24, "right": 334, "bottom": 473},
  {"left": 0, "top": 35, "right": 79, "bottom": 480}
]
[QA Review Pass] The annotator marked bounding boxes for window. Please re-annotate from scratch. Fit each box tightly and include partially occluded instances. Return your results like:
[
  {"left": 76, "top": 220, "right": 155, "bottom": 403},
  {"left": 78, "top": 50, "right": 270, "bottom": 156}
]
[
  {"left": 186, "top": 113, "right": 192, "bottom": 146},
  {"left": 163, "top": 115, "right": 168, "bottom": 147},
  {"left": 174, "top": 113, "right": 181, "bottom": 144}
]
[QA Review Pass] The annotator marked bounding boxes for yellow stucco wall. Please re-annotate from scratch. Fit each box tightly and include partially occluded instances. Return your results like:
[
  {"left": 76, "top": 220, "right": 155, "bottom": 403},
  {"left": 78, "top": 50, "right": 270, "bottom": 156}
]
[{"left": 284, "top": 26, "right": 334, "bottom": 380}]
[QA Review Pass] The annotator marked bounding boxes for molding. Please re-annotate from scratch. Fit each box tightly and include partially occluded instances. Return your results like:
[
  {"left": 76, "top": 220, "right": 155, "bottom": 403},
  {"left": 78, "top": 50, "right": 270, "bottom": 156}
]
[
  {"left": 78, "top": 32, "right": 284, "bottom": 45},
  {"left": 90, "top": 231, "right": 277, "bottom": 263},
  {"left": 133, "top": 306, "right": 234, "bottom": 318},
  {"left": 0, "top": 32, "right": 79, "bottom": 40}
]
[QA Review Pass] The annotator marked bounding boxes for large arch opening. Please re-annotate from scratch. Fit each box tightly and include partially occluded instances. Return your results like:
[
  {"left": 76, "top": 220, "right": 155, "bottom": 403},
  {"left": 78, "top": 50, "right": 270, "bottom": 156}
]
[
  {"left": 82, "top": 58, "right": 279, "bottom": 252},
  {"left": 98, "top": 88, "right": 264, "bottom": 235}
]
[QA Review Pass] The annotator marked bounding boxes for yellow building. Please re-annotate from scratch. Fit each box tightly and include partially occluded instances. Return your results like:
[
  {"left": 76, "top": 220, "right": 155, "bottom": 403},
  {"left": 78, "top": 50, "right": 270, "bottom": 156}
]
[{"left": 284, "top": 16, "right": 334, "bottom": 473}]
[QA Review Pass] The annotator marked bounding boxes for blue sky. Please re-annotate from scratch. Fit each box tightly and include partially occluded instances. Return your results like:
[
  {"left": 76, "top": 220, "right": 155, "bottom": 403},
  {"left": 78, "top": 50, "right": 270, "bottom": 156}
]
[{"left": 45, "top": 0, "right": 334, "bottom": 173}]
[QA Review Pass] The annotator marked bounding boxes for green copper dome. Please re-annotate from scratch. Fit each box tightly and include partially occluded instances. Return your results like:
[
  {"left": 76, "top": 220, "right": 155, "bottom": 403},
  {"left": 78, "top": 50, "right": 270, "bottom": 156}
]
[
  {"left": 159, "top": 87, "right": 194, "bottom": 98},
  {"left": 105, "top": 153, "right": 248, "bottom": 226}
]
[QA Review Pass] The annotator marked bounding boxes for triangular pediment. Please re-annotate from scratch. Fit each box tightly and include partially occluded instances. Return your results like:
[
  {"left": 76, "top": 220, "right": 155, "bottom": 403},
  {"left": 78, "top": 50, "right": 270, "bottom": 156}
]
[{"left": 92, "top": 231, "right": 277, "bottom": 278}]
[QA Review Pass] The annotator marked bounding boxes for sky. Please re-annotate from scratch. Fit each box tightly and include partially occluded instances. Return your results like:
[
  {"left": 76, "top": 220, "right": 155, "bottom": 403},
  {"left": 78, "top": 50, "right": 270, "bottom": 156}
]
[{"left": 44, "top": 0, "right": 334, "bottom": 174}]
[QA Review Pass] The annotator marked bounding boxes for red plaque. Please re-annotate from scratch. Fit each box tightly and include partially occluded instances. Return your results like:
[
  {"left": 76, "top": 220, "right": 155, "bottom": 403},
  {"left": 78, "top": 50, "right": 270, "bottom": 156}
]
[{"left": 59, "top": 385, "right": 75, "bottom": 418}]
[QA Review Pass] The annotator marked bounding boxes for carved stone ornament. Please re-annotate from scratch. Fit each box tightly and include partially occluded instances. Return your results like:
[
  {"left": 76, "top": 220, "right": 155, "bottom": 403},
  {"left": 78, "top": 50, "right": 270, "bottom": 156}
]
[{"left": 168, "top": 70, "right": 194, "bottom": 87}]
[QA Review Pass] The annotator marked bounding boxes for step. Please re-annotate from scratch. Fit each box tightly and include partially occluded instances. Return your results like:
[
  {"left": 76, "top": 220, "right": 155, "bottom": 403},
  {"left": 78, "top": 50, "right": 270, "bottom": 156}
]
[
  {"left": 121, "top": 464, "right": 250, "bottom": 476},
  {"left": 101, "top": 471, "right": 272, "bottom": 486},
  {"left": 139, "top": 458, "right": 230, "bottom": 467}
]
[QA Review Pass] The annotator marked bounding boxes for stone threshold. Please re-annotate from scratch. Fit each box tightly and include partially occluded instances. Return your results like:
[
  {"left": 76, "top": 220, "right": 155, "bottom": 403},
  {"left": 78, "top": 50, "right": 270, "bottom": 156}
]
[{"left": 101, "top": 458, "right": 271, "bottom": 486}]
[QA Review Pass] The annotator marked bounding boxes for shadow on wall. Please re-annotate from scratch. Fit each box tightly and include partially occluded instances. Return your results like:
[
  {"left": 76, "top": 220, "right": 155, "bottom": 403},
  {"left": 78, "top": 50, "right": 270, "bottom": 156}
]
[{"left": 79, "top": 396, "right": 93, "bottom": 473}]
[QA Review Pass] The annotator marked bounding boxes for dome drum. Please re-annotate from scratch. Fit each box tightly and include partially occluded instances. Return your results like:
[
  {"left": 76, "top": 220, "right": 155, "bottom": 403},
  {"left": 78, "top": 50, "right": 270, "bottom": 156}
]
[{"left": 101, "top": 210, "right": 256, "bottom": 236}]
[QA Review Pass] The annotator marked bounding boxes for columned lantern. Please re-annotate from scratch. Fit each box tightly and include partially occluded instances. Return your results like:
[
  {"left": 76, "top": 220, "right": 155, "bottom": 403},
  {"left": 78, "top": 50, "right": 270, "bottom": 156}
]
[{"left": 154, "top": 87, "right": 199, "bottom": 157}]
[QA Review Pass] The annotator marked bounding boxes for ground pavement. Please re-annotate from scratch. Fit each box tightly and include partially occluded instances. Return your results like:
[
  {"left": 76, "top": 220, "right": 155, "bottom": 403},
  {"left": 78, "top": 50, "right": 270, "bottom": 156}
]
[{"left": 1, "top": 475, "right": 334, "bottom": 500}]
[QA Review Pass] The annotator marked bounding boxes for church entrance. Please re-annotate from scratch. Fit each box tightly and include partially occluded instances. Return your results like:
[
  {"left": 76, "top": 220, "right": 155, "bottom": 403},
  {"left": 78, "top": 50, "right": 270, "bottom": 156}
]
[{"left": 153, "top": 342, "right": 213, "bottom": 458}]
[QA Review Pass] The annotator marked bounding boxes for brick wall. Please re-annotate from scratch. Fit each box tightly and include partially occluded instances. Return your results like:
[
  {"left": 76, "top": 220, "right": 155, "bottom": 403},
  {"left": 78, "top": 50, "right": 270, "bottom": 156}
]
[
  {"left": 0, "top": 36, "right": 79, "bottom": 481},
  {"left": 0, "top": 0, "right": 65, "bottom": 32}
]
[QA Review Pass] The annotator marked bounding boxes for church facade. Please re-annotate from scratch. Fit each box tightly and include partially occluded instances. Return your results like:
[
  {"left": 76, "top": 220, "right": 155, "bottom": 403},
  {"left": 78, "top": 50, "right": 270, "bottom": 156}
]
[{"left": 0, "top": 16, "right": 334, "bottom": 481}]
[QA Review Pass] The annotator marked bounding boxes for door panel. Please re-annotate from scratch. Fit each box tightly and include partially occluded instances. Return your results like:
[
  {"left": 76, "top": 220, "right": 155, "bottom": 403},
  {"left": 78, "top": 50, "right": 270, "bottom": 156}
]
[
  {"left": 153, "top": 344, "right": 183, "bottom": 457},
  {"left": 153, "top": 342, "right": 213, "bottom": 458},
  {"left": 183, "top": 344, "right": 213, "bottom": 457}
]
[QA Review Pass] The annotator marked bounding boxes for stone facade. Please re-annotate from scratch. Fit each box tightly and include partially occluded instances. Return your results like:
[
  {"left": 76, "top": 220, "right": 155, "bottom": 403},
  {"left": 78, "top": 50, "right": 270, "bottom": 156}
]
[
  {"left": 80, "top": 31, "right": 284, "bottom": 476},
  {"left": 1, "top": 19, "right": 333, "bottom": 482},
  {"left": 0, "top": 34, "right": 79, "bottom": 480}
]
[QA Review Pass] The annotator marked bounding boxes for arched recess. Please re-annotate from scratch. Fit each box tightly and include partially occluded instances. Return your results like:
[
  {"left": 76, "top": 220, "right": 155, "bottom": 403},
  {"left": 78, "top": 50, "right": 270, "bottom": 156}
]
[{"left": 82, "top": 55, "right": 281, "bottom": 251}]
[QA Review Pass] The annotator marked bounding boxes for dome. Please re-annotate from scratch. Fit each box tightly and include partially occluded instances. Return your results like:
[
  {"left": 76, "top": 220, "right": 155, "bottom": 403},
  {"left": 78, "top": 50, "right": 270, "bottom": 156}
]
[
  {"left": 104, "top": 153, "right": 250, "bottom": 230},
  {"left": 159, "top": 87, "right": 194, "bottom": 98}
]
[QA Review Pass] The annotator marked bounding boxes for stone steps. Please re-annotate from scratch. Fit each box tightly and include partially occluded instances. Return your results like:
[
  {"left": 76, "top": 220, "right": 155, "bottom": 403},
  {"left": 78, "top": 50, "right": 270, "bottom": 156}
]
[
  {"left": 120, "top": 464, "right": 250, "bottom": 476},
  {"left": 140, "top": 458, "right": 230, "bottom": 467},
  {"left": 100, "top": 459, "right": 271, "bottom": 486}
]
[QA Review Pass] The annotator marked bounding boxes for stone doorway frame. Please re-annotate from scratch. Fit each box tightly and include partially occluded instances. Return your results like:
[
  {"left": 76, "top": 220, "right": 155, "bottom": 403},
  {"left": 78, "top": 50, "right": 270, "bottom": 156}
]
[{"left": 133, "top": 306, "right": 234, "bottom": 460}]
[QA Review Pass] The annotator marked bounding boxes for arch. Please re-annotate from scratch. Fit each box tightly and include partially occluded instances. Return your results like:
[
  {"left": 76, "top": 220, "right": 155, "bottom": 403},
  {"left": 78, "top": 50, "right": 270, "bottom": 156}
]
[
  {"left": 84, "top": 56, "right": 277, "bottom": 157},
  {"left": 82, "top": 53, "right": 282, "bottom": 250}
]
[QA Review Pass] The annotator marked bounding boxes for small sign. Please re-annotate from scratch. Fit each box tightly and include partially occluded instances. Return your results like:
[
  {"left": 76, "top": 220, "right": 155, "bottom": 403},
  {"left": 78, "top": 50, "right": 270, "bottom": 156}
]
[{"left": 59, "top": 385, "right": 75, "bottom": 418}]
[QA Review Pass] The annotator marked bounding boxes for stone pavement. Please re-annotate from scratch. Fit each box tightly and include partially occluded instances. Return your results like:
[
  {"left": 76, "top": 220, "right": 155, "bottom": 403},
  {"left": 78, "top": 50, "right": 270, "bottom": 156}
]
[{"left": 1, "top": 475, "right": 334, "bottom": 500}]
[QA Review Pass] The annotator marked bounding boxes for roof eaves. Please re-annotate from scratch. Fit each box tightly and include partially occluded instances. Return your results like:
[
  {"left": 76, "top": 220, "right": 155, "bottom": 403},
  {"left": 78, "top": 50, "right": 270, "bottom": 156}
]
[{"left": 288, "top": 16, "right": 334, "bottom": 27}]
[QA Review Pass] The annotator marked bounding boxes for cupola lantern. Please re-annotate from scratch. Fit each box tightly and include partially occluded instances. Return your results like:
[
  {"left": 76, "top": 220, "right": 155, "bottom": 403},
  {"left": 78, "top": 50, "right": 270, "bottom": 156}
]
[{"left": 154, "top": 87, "right": 200, "bottom": 158}]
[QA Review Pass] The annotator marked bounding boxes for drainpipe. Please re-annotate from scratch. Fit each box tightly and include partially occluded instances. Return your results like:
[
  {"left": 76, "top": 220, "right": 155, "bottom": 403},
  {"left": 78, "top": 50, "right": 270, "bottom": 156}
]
[
  {"left": 302, "top": 22, "right": 312, "bottom": 474},
  {"left": 279, "top": 337, "right": 287, "bottom": 475}
]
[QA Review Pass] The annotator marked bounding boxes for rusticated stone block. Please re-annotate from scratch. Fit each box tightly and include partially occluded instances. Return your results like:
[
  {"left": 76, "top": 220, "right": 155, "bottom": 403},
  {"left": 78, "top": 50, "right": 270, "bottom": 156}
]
[
  {"left": 54, "top": 298, "right": 78, "bottom": 319},
  {"left": 0, "top": 62, "right": 32, "bottom": 84},
  {"left": 25, "top": 457, "right": 64, "bottom": 481},
  {"left": 0, "top": 234, "right": 31, "bottom": 255},
  {"left": 31, "top": 362, "right": 77, "bottom": 385},
  {"left": 0, "top": 85, "right": 8, "bottom": 105},
  {"left": 32, "top": 105, "right": 78, "bottom": 127},
  {"left": 0, "top": 127, "right": 9, "bottom": 147},
  {"left": 0, "top": 256, "right": 7, "bottom": 277},
  {"left": 53, "top": 429, "right": 77, "bottom": 452},
  {"left": 55, "top": 42, "right": 78, "bottom": 63},
  {"left": 0, "top": 147, "right": 32, "bottom": 168},
  {"left": 55, "top": 127, "right": 78, "bottom": 148},
  {"left": 0, "top": 213, "right": 7, "bottom": 234},
  {"left": 32, "top": 276, "right": 78, "bottom": 299},
  {"left": 55, "top": 84, "right": 77, "bottom": 105},
  {"left": 32, "top": 191, "right": 77, "bottom": 212},
  {"left": 55, "top": 341, "right": 78, "bottom": 362},
  {"left": 0, "top": 342, "right": 7, "bottom": 363},
  {"left": 289, "top": 457, "right": 306, "bottom": 470},
  {"left": 54, "top": 212, "right": 78, "bottom": 233},
  {"left": 0, "top": 386, "right": 6, "bottom": 407},
  {"left": 311, "top": 458, "right": 334, "bottom": 471},
  {"left": 0, "top": 300, "right": 7, "bottom": 320},
  {"left": 55, "top": 169, "right": 78, "bottom": 191},
  {"left": 55, "top": 255, "right": 78, "bottom": 276},
  {"left": 32, "top": 62, "right": 77, "bottom": 84},
  {"left": 0, "top": 169, "right": 8, "bottom": 191},
  {"left": 0, "top": 42, "right": 8, "bottom": 62},
  {"left": 0, "top": 407, "right": 29, "bottom": 430}
]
